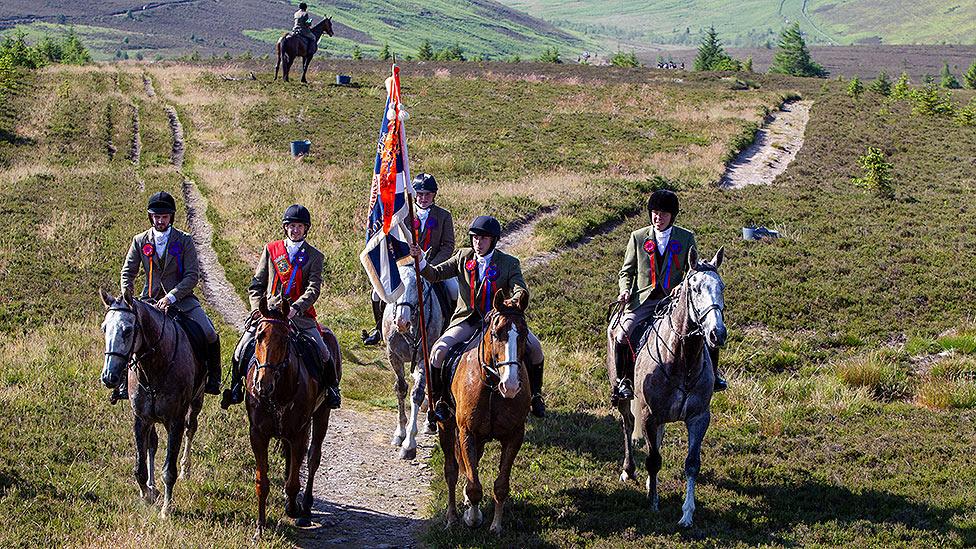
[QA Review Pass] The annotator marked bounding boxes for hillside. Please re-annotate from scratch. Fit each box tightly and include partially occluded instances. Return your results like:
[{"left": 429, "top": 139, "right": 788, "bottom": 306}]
[
  {"left": 0, "top": 0, "right": 591, "bottom": 61},
  {"left": 498, "top": 0, "right": 976, "bottom": 47}
]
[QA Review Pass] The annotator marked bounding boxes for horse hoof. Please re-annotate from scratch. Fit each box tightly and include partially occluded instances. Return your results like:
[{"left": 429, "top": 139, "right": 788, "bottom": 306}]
[
  {"left": 296, "top": 516, "right": 311, "bottom": 527},
  {"left": 399, "top": 447, "right": 417, "bottom": 460},
  {"left": 678, "top": 517, "right": 693, "bottom": 528},
  {"left": 391, "top": 434, "right": 405, "bottom": 447},
  {"left": 489, "top": 521, "right": 503, "bottom": 535},
  {"left": 286, "top": 503, "right": 301, "bottom": 519},
  {"left": 463, "top": 506, "right": 482, "bottom": 528},
  {"left": 619, "top": 471, "right": 636, "bottom": 483},
  {"left": 179, "top": 468, "right": 190, "bottom": 481},
  {"left": 424, "top": 421, "right": 437, "bottom": 435}
]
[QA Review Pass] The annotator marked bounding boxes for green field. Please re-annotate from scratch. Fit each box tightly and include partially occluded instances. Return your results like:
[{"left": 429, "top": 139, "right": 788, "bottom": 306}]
[
  {"left": 498, "top": 0, "right": 976, "bottom": 47},
  {"left": 1, "top": 59, "right": 976, "bottom": 547}
]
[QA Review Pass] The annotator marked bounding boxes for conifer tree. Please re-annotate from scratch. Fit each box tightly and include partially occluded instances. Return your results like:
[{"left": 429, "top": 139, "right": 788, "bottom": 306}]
[
  {"left": 769, "top": 23, "right": 826, "bottom": 77},
  {"left": 416, "top": 39, "right": 433, "bottom": 61}
]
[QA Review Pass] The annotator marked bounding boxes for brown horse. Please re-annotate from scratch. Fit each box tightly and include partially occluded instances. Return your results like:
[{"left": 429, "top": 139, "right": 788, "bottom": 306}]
[
  {"left": 437, "top": 291, "right": 532, "bottom": 535},
  {"left": 274, "top": 17, "right": 334, "bottom": 83},
  {"left": 246, "top": 297, "right": 341, "bottom": 537},
  {"left": 99, "top": 290, "right": 206, "bottom": 518}
]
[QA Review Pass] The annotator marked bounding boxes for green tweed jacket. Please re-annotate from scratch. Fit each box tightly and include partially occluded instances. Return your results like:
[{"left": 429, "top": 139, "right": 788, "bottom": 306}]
[
  {"left": 618, "top": 225, "right": 698, "bottom": 309},
  {"left": 120, "top": 228, "right": 201, "bottom": 313},
  {"left": 420, "top": 247, "right": 528, "bottom": 329}
]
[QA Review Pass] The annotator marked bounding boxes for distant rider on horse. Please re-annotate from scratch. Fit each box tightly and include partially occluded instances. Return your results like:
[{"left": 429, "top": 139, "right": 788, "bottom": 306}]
[
  {"left": 363, "top": 173, "right": 458, "bottom": 345},
  {"left": 608, "top": 189, "right": 726, "bottom": 403},
  {"left": 114, "top": 191, "right": 222, "bottom": 402},
  {"left": 293, "top": 2, "right": 316, "bottom": 49},
  {"left": 409, "top": 215, "right": 546, "bottom": 421},
  {"left": 221, "top": 204, "right": 341, "bottom": 409}
]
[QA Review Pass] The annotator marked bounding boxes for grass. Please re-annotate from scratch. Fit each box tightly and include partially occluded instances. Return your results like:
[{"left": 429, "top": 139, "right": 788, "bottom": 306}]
[{"left": 2, "top": 59, "right": 976, "bottom": 547}]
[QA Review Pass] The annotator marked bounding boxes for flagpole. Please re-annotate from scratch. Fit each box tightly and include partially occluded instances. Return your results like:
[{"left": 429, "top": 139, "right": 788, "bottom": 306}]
[{"left": 393, "top": 61, "right": 435, "bottom": 412}]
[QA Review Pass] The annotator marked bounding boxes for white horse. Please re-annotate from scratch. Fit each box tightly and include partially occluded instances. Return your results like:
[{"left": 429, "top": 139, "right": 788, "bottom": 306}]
[{"left": 384, "top": 264, "right": 448, "bottom": 459}]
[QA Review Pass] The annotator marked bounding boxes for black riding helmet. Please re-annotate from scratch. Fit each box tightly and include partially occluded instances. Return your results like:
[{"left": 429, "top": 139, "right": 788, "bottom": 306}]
[
  {"left": 298, "top": 2, "right": 308, "bottom": 10},
  {"left": 412, "top": 173, "right": 438, "bottom": 193},
  {"left": 468, "top": 214, "right": 501, "bottom": 250},
  {"left": 282, "top": 204, "right": 312, "bottom": 229},
  {"left": 647, "top": 189, "right": 679, "bottom": 228},
  {"left": 147, "top": 191, "right": 177, "bottom": 215}
]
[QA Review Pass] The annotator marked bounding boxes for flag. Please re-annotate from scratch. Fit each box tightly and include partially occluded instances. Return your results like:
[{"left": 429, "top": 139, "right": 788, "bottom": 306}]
[{"left": 360, "top": 65, "right": 415, "bottom": 303}]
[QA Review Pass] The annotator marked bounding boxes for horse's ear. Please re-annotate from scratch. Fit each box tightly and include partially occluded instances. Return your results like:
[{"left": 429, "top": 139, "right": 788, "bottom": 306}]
[
  {"left": 280, "top": 297, "right": 291, "bottom": 317},
  {"left": 511, "top": 291, "right": 527, "bottom": 312},
  {"left": 259, "top": 296, "right": 271, "bottom": 318},
  {"left": 493, "top": 290, "right": 506, "bottom": 311},
  {"left": 122, "top": 289, "right": 134, "bottom": 307},
  {"left": 710, "top": 247, "right": 724, "bottom": 270},
  {"left": 689, "top": 245, "right": 700, "bottom": 271},
  {"left": 99, "top": 288, "right": 114, "bottom": 309}
]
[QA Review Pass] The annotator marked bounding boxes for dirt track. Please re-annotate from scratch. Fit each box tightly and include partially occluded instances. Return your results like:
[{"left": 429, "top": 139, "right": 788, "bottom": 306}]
[{"left": 721, "top": 100, "right": 813, "bottom": 189}]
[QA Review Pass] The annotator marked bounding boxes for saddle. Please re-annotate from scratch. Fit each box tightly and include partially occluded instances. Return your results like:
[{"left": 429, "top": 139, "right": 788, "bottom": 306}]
[
  {"left": 237, "top": 323, "right": 338, "bottom": 388},
  {"left": 443, "top": 324, "right": 484, "bottom": 387},
  {"left": 168, "top": 307, "right": 209, "bottom": 366}
]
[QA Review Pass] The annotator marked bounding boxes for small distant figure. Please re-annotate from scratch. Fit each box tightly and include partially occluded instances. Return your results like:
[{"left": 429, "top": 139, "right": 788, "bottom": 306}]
[
  {"left": 293, "top": 2, "right": 315, "bottom": 49},
  {"left": 577, "top": 50, "right": 591, "bottom": 64}
]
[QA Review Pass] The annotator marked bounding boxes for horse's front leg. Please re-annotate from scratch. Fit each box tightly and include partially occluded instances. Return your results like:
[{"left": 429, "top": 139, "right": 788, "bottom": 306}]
[
  {"left": 618, "top": 400, "right": 637, "bottom": 482},
  {"left": 391, "top": 354, "right": 408, "bottom": 448},
  {"left": 460, "top": 431, "right": 485, "bottom": 528},
  {"left": 438, "top": 419, "right": 459, "bottom": 527},
  {"left": 285, "top": 430, "right": 309, "bottom": 520},
  {"left": 160, "top": 418, "right": 185, "bottom": 518},
  {"left": 679, "top": 411, "right": 710, "bottom": 527},
  {"left": 299, "top": 406, "right": 331, "bottom": 527},
  {"left": 133, "top": 417, "right": 157, "bottom": 503},
  {"left": 250, "top": 428, "right": 271, "bottom": 539},
  {"left": 180, "top": 393, "right": 204, "bottom": 480},
  {"left": 490, "top": 429, "right": 525, "bottom": 535},
  {"left": 645, "top": 420, "right": 665, "bottom": 512},
  {"left": 401, "top": 366, "right": 425, "bottom": 460},
  {"left": 301, "top": 57, "right": 311, "bottom": 84}
]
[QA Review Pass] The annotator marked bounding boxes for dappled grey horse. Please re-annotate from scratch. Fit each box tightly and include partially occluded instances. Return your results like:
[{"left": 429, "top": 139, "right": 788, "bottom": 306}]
[
  {"left": 614, "top": 248, "right": 726, "bottom": 528},
  {"left": 99, "top": 290, "right": 206, "bottom": 518},
  {"left": 384, "top": 264, "right": 446, "bottom": 459}
]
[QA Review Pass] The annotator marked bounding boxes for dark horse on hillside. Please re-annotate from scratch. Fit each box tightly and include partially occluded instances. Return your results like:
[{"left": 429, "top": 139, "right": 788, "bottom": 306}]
[
  {"left": 275, "top": 17, "right": 334, "bottom": 83},
  {"left": 99, "top": 290, "right": 207, "bottom": 518},
  {"left": 612, "top": 248, "right": 727, "bottom": 528},
  {"left": 438, "top": 292, "right": 535, "bottom": 535},
  {"left": 246, "top": 297, "right": 341, "bottom": 538}
]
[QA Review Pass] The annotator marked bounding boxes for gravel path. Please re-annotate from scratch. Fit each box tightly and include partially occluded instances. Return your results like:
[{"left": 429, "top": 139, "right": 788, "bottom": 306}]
[
  {"left": 721, "top": 99, "right": 813, "bottom": 189},
  {"left": 163, "top": 98, "right": 435, "bottom": 545},
  {"left": 498, "top": 207, "right": 624, "bottom": 271}
]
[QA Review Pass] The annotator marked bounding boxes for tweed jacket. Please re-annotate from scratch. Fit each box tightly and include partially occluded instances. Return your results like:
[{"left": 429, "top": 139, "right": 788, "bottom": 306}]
[
  {"left": 415, "top": 204, "right": 455, "bottom": 266},
  {"left": 618, "top": 225, "right": 698, "bottom": 310},
  {"left": 248, "top": 239, "right": 325, "bottom": 330},
  {"left": 420, "top": 247, "right": 528, "bottom": 329},
  {"left": 120, "top": 228, "right": 201, "bottom": 313}
]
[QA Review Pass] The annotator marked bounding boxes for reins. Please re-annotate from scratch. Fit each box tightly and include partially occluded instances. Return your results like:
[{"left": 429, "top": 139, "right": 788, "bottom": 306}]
[
  {"left": 477, "top": 309, "right": 527, "bottom": 392},
  {"left": 104, "top": 300, "right": 180, "bottom": 399}
]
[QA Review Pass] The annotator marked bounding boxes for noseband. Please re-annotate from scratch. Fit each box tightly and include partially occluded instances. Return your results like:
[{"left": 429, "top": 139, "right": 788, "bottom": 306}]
[
  {"left": 478, "top": 309, "right": 526, "bottom": 390},
  {"left": 104, "top": 302, "right": 168, "bottom": 367},
  {"left": 682, "top": 268, "right": 725, "bottom": 339},
  {"left": 253, "top": 317, "right": 292, "bottom": 375}
]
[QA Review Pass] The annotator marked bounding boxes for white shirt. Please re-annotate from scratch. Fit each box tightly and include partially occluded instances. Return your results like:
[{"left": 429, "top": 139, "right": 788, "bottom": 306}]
[
  {"left": 151, "top": 227, "right": 171, "bottom": 258},
  {"left": 285, "top": 238, "right": 303, "bottom": 262},
  {"left": 653, "top": 226, "right": 672, "bottom": 254},
  {"left": 476, "top": 251, "right": 494, "bottom": 279},
  {"left": 416, "top": 207, "right": 430, "bottom": 232}
]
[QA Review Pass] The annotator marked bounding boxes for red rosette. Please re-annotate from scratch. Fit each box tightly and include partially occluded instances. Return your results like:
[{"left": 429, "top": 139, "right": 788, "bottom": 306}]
[
  {"left": 413, "top": 217, "right": 421, "bottom": 230},
  {"left": 142, "top": 243, "right": 155, "bottom": 257},
  {"left": 643, "top": 240, "right": 655, "bottom": 254},
  {"left": 465, "top": 259, "right": 477, "bottom": 272}
]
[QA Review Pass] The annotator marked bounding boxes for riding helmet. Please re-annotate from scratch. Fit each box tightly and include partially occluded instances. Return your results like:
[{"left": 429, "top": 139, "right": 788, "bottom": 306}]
[
  {"left": 468, "top": 215, "right": 502, "bottom": 239},
  {"left": 412, "top": 173, "right": 438, "bottom": 193},
  {"left": 647, "top": 189, "right": 679, "bottom": 221},
  {"left": 147, "top": 191, "right": 177, "bottom": 215},
  {"left": 282, "top": 204, "right": 312, "bottom": 227}
]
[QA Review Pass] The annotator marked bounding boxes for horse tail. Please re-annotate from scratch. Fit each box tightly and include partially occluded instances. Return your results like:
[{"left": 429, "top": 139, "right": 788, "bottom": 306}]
[{"left": 274, "top": 38, "right": 283, "bottom": 80}]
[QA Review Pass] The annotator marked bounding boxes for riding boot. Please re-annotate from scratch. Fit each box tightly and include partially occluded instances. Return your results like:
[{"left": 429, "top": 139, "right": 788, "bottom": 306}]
[
  {"left": 612, "top": 342, "right": 635, "bottom": 402},
  {"left": 528, "top": 361, "right": 546, "bottom": 418},
  {"left": 110, "top": 375, "right": 129, "bottom": 404},
  {"left": 220, "top": 354, "right": 244, "bottom": 409},
  {"left": 361, "top": 299, "right": 384, "bottom": 346},
  {"left": 324, "top": 357, "right": 342, "bottom": 409},
  {"left": 709, "top": 346, "right": 727, "bottom": 392},
  {"left": 204, "top": 337, "right": 222, "bottom": 395},
  {"left": 429, "top": 365, "right": 453, "bottom": 423}
]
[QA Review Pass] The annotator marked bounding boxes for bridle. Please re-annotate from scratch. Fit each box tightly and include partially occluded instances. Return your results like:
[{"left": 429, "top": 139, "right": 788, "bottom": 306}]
[
  {"left": 478, "top": 309, "right": 527, "bottom": 391},
  {"left": 103, "top": 300, "right": 176, "bottom": 393},
  {"left": 392, "top": 278, "right": 434, "bottom": 365},
  {"left": 252, "top": 317, "right": 292, "bottom": 378}
]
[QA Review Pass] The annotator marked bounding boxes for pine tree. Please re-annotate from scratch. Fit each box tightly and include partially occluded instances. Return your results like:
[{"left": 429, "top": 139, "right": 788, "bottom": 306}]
[
  {"left": 538, "top": 47, "right": 561, "bottom": 64},
  {"left": 768, "top": 23, "right": 827, "bottom": 78},
  {"left": 693, "top": 27, "right": 733, "bottom": 71},
  {"left": 351, "top": 45, "right": 361, "bottom": 60},
  {"left": 869, "top": 70, "right": 891, "bottom": 95},
  {"left": 60, "top": 30, "right": 91, "bottom": 65},
  {"left": 964, "top": 60, "right": 976, "bottom": 89},
  {"left": 847, "top": 76, "right": 864, "bottom": 99},
  {"left": 379, "top": 43, "right": 391, "bottom": 61},
  {"left": 940, "top": 62, "right": 961, "bottom": 89},
  {"left": 891, "top": 72, "right": 911, "bottom": 100},
  {"left": 416, "top": 39, "right": 433, "bottom": 61}
]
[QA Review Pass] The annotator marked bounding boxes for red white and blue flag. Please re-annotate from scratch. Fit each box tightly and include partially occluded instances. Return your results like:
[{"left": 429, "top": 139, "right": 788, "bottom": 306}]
[{"left": 360, "top": 65, "right": 415, "bottom": 303}]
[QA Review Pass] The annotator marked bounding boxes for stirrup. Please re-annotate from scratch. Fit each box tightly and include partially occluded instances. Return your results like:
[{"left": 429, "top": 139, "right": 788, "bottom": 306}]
[
  {"left": 361, "top": 329, "right": 382, "bottom": 346},
  {"left": 530, "top": 393, "right": 546, "bottom": 418},
  {"left": 432, "top": 399, "right": 453, "bottom": 422},
  {"left": 326, "top": 386, "right": 342, "bottom": 409},
  {"left": 614, "top": 378, "right": 634, "bottom": 401},
  {"left": 220, "top": 386, "right": 243, "bottom": 409}
]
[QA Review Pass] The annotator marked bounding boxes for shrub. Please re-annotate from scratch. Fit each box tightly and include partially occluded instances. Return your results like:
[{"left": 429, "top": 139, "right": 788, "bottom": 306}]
[
  {"left": 964, "top": 60, "right": 976, "bottom": 89},
  {"left": 609, "top": 50, "right": 639, "bottom": 68},
  {"left": 538, "top": 47, "right": 561, "bottom": 64},
  {"left": 910, "top": 83, "right": 955, "bottom": 117},
  {"left": 850, "top": 146, "right": 894, "bottom": 198},
  {"left": 435, "top": 43, "right": 465, "bottom": 62},
  {"left": 868, "top": 70, "right": 891, "bottom": 96},
  {"left": 768, "top": 23, "right": 827, "bottom": 77},
  {"left": 957, "top": 97, "right": 976, "bottom": 127},
  {"left": 940, "top": 62, "right": 961, "bottom": 89},
  {"left": 846, "top": 76, "right": 863, "bottom": 99},
  {"left": 836, "top": 351, "right": 910, "bottom": 401},
  {"left": 890, "top": 72, "right": 911, "bottom": 100}
]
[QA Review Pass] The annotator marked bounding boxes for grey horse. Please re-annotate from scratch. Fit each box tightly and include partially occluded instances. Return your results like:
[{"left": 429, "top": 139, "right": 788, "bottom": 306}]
[
  {"left": 99, "top": 289, "right": 206, "bottom": 518},
  {"left": 614, "top": 248, "right": 726, "bottom": 528},
  {"left": 384, "top": 264, "right": 446, "bottom": 459}
]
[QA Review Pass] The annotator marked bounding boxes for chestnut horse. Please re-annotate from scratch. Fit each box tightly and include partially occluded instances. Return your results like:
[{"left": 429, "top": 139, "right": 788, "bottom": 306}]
[
  {"left": 246, "top": 297, "right": 341, "bottom": 537},
  {"left": 437, "top": 292, "right": 533, "bottom": 535},
  {"left": 274, "top": 17, "right": 334, "bottom": 83},
  {"left": 99, "top": 290, "right": 205, "bottom": 518}
]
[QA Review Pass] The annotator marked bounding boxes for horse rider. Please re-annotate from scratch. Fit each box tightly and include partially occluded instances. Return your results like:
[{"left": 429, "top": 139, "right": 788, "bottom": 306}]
[
  {"left": 114, "top": 191, "right": 222, "bottom": 403},
  {"left": 608, "top": 189, "right": 727, "bottom": 402},
  {"left": 363, "top": 173, "right": 458, "bottom": 345},
  {"left": 409, "top": 215, "right": 546, "bottom": 421},
  {"left": 221, "top": 204, "right": 341, "bottom": 410},
  {"left": 292, "top": 2, "right": 316, "bottom": 49}
]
